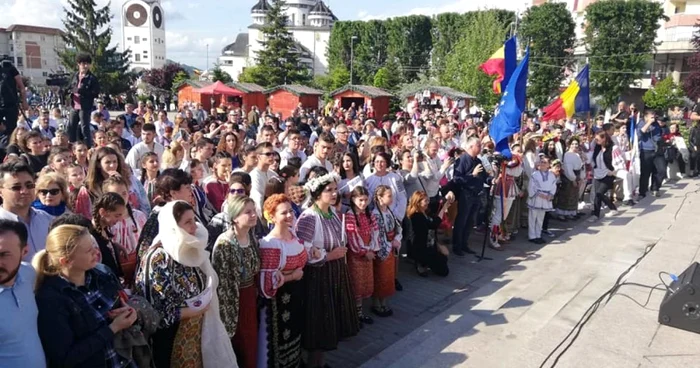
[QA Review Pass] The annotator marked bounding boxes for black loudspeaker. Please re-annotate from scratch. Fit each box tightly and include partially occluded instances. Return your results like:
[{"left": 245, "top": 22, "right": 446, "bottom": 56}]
[{"left": 658, "top": 262, "right": 700, "bottom": 334}]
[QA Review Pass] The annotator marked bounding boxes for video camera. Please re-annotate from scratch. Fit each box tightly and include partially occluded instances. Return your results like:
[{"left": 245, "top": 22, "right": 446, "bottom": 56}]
[{"left": 46, "top": 73, "right": 71, "bottom": 88}]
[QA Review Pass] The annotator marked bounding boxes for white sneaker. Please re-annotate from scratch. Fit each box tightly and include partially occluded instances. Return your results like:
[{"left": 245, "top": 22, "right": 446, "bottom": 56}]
[{"left": 607, "top": 210, "right": 619, "bottom": 217}]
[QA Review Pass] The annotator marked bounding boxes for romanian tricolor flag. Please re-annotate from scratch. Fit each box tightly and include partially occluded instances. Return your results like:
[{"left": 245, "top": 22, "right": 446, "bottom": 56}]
[
  {"left": 479, "top": 36, "right": 517, "bottom": 94},
  {"left": 542, "top": 65, "right": 590, "bottom": 120}
]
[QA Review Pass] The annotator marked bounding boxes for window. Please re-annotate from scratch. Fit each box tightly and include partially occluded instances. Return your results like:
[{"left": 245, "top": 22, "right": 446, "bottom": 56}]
[
  {"left": 43, "top": 60, "right": 46, "bottom": 66},
  {"left": 42, "top": 71, "right": 48, "bottom": 77},
  {"left": 143, "top": 55, "right": 148, "bottom": 59},
  {"left": 303, "top": 14, "right": 306, "bottom": 26},
  {"left": 135, "top": 54, "right": 140, "bottom": 62},
  {"left": 16, "top": 57, "right": 23, "bottom": 67},
  {"left": 40, "top": 35, "right": 45, "bottom": 41},
  {"left": 143, "top": 38, "right": 147, "bottom": 41},
  {"left": 143, "top": 50, "right": 148, "bottom": 54},
  {"left": 135, "top": 36, "right": 140, "bottom": 44},
  {"left": 127, "top": 37, "right": 132, "bottom": 41}
]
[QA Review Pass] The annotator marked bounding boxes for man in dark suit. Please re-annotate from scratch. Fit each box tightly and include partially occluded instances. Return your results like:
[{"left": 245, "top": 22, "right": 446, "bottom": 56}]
[{"left": 67, "top": 53, "right": 100, "bottom": 147}]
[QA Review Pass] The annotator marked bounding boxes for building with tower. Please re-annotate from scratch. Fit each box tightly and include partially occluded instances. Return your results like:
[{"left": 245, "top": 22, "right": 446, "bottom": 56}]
[
  {"left": 121, "top": 0, "right": 166, "bottom": 71},
  {"left": 219, "top": 0, "right": 336, "bottom": 81}
]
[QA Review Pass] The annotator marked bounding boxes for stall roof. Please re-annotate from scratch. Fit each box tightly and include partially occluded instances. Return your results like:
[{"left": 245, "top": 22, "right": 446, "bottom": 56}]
[
  {"left": 330, "top": 84, "right": 393, "bottom": 98},
  {"left": 264, "top": 85, "right": 324, "bottom": 96},
  {"left": 174, "top": 80, "right": 212, "bottom": 90},
  {"left": 400, "top": 86, "right": 475, "bottom": 100},
  {"left": 228, "top": 82, "right": 266, "bottom": 93}
]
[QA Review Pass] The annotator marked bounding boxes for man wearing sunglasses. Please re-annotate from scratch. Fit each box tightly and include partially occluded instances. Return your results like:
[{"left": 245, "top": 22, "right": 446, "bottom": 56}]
[{"left": 0, "top": 161, "right": 53, "bottom": 261}]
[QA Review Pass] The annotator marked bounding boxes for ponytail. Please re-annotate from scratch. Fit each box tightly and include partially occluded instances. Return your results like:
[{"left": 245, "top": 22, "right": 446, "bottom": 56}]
[{"left": 31, "top": 249, "right": 54, "bottom": 291}]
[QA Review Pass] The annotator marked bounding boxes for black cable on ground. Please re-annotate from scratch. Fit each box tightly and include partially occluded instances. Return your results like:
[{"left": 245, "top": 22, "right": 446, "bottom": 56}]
[{"left": 539, "top": 185, "right": 700, "bottom": 368}]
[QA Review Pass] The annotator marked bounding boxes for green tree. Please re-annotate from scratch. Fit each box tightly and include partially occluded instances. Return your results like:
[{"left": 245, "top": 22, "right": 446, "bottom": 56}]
[
  {"left": 373, "top": 59, "right": 401, "bottom": 91},
  {"left": 327, "top": 20, "right": 387, "bottom": 86},
  {"left": 386, "top": 15, "right": 433, "bottom": 83},
  {"left": 250, "top": 0, "right": 311, "bottom": 87},
  {"left": 171, "top": 71, "right": 189, "bottom": 93},
  {"left": 643, "top": 76, "right": 685, "bottom": 111},
  {"left": 59, "top": 0, "right": 132, "bottom": 95},
  {"left": 431, "top": 13, "right": 469, "bottom": 77},
  {"left": 210, "top": 65, "right": 233, "bottom": 83},
  {"left": 441, "top": 10, "right": 507, "bottom": 110},
  {"left": 519, "top": 2, "right": 576, "bottom": 108},
  {"left": 585, "top": 0, "right": 667, "bottom": 108},
  {"left": 683, "top": 23, "right": 700, "bottom": 100}
]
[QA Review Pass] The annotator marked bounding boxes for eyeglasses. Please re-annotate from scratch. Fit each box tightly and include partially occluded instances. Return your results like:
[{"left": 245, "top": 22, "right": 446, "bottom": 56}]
[
  {"left": 39, "top": 188, "right": 61, "bottom": 196},
  {"left": 261, "top": 152, "right": 276, "bottom": 157},
  {"left": 229, "top": 188, "right": 246, "bottom": 195},
  {"left": 5, "top": 183, "right": 36, "bottom": 192}
]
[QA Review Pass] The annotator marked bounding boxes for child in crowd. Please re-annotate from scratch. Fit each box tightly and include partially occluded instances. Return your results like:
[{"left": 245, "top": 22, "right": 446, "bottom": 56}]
[
  {"left": 140, "top": 152, "right": 160, "bottom": 205},
  {"left": 527, "top": 157, "right": 557, "bottom": 244},
  {"left": 72, "top": 141, "right": 90, "bottom": 174},
  {"left": 345, "top": 186, "right": 379, "bottom": 326},
  {"left": 102, "top": 175, "right": 147, "bottom": 286},
  {"left": 204, "top": 152, "right": 233, "bottom": 211},
  {"left": 371, "top": 185, "right": 401, "bottom": 317}
]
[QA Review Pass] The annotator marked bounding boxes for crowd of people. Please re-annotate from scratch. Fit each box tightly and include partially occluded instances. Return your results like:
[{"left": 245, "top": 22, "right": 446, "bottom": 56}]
[{"left": 1, "top": 53, "right": 698, "bottom": 368}]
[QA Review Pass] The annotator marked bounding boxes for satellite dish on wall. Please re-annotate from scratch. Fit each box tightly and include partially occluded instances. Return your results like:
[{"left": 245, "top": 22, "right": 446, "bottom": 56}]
[
  {"left": 126, "top": 3, "right": 148, "bottom": 27},
  {"left": 153, "top": 6, "right": 163, "bottom": 29}
]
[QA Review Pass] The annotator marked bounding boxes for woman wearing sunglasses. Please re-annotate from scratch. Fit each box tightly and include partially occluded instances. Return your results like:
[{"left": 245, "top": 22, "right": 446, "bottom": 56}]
[
  {"left": 32, "top": 172, "right": 71, "bottom": 216},
  {"left": 205, "top": 172, "right": 251, "bottom": 250}
]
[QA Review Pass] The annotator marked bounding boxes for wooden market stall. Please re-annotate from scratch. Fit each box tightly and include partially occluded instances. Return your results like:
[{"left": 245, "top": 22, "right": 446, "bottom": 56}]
[
  {"left": 401, "top": 86, "right": 475, "bottom": 114},
  {"left": 228, "top": 82, "right": 267, "bottom": 112},
  {"left": 266, "top": 85, "right": 324, "bottom": 114},
  {"left": 177, "top": 80, "right": 249, "bottom": 111},
  {"left": 330, "top": 85, "right": 393, "bottom": 120}
]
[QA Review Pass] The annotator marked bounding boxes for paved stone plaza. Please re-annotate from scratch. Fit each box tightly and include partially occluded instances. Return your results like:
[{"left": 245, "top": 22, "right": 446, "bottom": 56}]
[{"left": 325, "top": 180, "right": 700, "bottom": 368}]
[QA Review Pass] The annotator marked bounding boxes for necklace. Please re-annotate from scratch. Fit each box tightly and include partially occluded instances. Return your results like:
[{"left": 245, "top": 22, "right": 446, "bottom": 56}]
[{"left": 313, "top": 204, "right": 333, "bottom": 219}]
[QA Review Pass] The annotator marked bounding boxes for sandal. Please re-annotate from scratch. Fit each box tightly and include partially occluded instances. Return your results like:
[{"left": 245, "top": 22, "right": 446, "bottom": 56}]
[{"left": 371, "top": 306, "right": 394, "bottom": 317}]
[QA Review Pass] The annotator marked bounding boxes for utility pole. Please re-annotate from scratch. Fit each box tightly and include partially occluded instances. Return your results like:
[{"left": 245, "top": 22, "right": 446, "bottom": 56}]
[{"left": 350, "top": 35, "right": 358, "bottom": 85}]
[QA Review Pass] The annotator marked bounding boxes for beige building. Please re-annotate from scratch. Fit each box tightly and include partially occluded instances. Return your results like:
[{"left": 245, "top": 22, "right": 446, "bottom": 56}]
[
  {"left": 532, "top": 0, "right": 699, "bottom": 89},
  {"left": 0, "top": 24, "right": 66, "bottom": 86}
]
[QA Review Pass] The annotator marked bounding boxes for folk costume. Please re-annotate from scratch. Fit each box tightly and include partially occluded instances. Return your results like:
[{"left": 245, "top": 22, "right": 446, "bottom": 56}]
[
  {"left": 489, "top": 156, "right": 522, "bottom": 248},
  {"left": 212, "top": 231, "right": 261, "bottom": 368},
  {"left": 257, "top": 235, "right": 308, "bottom": 368},
  {"left": 295, "top": 204, "right": 359, "bottom": 351},
  {"left": 527, "top": 170, "right": 558, "bottom": 241},
  {"left": 135, "top": 201, "right": 237, "bottom": 368}
]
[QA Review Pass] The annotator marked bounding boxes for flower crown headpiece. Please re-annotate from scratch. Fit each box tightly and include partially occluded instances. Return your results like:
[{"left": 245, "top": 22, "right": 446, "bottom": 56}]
[{"left": 304, "top": 172, "right": 340, "bottom": 193}]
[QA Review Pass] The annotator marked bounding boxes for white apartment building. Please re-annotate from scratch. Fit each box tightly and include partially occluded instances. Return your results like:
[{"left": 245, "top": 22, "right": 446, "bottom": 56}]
[
  {"left": 0, "top": 24, "right": 66, "bottom": 86},
  {"left": 533, "top": 0, "right": 699, "bottom": 89}
]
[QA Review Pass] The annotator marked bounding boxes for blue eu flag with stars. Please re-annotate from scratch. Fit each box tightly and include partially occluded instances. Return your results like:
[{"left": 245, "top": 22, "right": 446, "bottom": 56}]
[{"left": 489, "top": 47, "right": 530, "bottom": 159}]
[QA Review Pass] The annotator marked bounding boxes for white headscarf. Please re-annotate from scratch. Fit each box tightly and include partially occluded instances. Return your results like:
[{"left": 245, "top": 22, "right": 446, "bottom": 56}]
[{"left": 157, "top": 201, "right": 238, "bottom": 368}]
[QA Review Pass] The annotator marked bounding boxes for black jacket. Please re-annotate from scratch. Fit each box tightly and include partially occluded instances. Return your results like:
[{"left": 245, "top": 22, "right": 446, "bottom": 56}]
[
  {"left": 36, "top": 264, "right": 122, "bottom": 368},
  {"left": 593, "top": 143, "right": 614, "bottom": 172},
  {"left": 68, "top": 71, "right": 100, "bottom": 111}
]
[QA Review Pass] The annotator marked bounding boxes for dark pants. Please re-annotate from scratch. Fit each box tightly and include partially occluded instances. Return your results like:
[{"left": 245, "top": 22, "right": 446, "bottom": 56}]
[
  {"left": 69, "top": 108, "right": 93, "bottom": 147},
  {"left": 639, "top": 150, "right": 665, "bottom": 195},
  {"left": 542, "top": 212, "right": 551, "bottom": 231},
  {"left": 593, "top": 176, "right": 617, "bottom": 217},
  {"left": 428, "top": 195, "right": 441, "bottom": 216},
  {"left": 0, "top": 106, "right": 18, "bottom": 162},
  {"left": 452, "top": 192, "right": 481, "bottom": 252},
  {"left": 691, "top": 150, "right": 700, "bottom": 175}
]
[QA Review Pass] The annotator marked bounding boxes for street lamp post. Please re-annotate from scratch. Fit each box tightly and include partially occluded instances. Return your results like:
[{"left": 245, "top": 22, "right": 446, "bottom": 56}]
[
  {"left": 350, "top": 35, "right": 358, "bottom": 86},
  {"left": 206, "top": 44, "right": 209, "bottom": 72}
]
